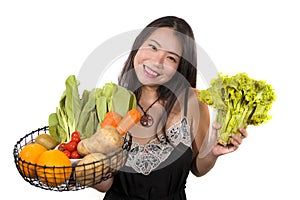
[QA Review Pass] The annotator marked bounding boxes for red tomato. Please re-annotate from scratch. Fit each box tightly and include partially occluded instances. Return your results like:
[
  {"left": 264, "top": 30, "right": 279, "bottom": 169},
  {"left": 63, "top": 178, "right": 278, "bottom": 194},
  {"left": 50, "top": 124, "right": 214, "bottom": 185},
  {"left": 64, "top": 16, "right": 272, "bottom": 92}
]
[
  {"left": 58, "top": 143, "right": 66, "bottom": 151},
  {"left": 71, "top": 131, "right": 81, "bottom": 143},
  {"left": 63, "top": 150, "right": 71, "bottom": 158},
  {"left": 71, "top": 131, "right": 80, "bottom": 138},
  {"left": 71, "top": 136, "right": 81, "bottom": 143},
  {"left": 65, "top": 141, "right": 77, "bottom": 152},
  {"left": 70, "top": 150, "right": 81, "bottom": 159}
]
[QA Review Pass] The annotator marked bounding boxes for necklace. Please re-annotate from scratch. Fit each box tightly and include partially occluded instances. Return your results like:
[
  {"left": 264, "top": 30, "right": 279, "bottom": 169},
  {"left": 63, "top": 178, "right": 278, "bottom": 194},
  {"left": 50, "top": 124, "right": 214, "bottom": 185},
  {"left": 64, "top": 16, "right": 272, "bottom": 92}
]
[{"left": 137, "top": 98, "right": 160, "bottom": 127}]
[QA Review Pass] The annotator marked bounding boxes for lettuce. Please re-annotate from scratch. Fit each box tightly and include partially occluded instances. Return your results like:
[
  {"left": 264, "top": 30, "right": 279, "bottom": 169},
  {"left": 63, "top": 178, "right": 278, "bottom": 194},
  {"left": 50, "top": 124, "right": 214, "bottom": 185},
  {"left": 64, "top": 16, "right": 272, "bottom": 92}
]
[{"left": 198, "top": 72, "right": 276, "bottom": 146}]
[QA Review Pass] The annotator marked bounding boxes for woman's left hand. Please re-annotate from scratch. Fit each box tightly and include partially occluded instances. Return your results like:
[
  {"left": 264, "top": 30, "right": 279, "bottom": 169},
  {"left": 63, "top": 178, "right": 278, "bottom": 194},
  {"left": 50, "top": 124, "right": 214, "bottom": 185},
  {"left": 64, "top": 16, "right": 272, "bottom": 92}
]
[{"left": 212, "top": 125, "right": 248, "bottom": 157}]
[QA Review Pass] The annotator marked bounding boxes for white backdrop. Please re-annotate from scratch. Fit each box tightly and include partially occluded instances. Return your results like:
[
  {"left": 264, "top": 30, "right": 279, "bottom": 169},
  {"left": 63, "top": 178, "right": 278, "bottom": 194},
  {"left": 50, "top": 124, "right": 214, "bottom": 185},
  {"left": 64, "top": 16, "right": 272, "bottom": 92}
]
[{"left": 1, "top": 0, "right": 299, "bottom": 199}]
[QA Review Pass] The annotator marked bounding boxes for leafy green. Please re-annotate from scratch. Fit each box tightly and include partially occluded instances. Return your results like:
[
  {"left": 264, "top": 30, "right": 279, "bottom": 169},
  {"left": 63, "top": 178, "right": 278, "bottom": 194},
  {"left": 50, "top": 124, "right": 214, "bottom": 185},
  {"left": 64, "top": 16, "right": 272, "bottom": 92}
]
[
  {"left": 77, "top": 88, "right": 97, "bottom": 139},
  {"left": 65, "top": 75, "right": 82, "bottom": 134},
  {"left": 48, "top": 75, "right": 137, "bottom": 142},
  {"left": 95, "top": 89, "right": 106, "bottom": 126},
  {"left": 95, "top": 82, "right": 137, "bottom": 124},
  {"left": 110, "top": 83, "right": 137, "bottom": 117},
  {"left": 198, "top": 72, "right": 276, "bottom": 146}
]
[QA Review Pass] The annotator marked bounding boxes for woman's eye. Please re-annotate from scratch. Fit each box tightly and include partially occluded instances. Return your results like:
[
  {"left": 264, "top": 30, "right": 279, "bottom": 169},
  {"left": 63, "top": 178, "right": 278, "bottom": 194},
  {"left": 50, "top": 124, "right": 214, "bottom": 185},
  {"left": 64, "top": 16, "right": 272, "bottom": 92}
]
[
  {"left": 168, "top": 56, "right": 177, "bottom": 63},
  {"left": 149, "top": 44, "right": 157, "bottom": 51}
]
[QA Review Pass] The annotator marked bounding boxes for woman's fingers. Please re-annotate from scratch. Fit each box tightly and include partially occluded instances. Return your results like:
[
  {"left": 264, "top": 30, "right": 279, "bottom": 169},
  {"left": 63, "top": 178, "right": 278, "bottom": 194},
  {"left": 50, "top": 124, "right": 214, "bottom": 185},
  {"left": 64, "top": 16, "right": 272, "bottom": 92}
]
[
  {"left": 238, "top": 127, "right": 248, "bottom": 138},
  {"left": 230, "top": 134, "right": 242, "bottom": 150},
  {"left": 230, "top": 127, "right": 248, "bottom": 150}
]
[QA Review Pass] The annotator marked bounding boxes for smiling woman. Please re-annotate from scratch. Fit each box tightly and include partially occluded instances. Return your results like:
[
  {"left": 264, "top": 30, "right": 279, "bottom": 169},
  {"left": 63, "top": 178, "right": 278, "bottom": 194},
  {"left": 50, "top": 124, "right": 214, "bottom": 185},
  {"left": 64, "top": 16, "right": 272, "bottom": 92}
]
[
  {"left": 133, "top": 27, "right": 182, "bottom": 86},
  {"left": 90, "top": 16, "right": 248, "bottom": 200}
]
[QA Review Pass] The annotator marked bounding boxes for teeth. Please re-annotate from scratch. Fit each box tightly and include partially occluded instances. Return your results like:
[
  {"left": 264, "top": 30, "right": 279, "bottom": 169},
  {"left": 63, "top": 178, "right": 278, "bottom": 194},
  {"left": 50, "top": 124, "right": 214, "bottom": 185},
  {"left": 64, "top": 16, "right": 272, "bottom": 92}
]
[{"left": 144, "top": 65, "right": 159, "bottom": 76}]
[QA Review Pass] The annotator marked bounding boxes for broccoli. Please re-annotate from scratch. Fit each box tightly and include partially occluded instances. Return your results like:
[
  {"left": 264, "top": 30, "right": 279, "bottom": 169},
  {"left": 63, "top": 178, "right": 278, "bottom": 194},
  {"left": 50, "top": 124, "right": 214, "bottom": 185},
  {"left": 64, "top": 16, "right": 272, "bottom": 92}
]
[{"left": 198, "top": 72, "right": 276, "bottom": 146}]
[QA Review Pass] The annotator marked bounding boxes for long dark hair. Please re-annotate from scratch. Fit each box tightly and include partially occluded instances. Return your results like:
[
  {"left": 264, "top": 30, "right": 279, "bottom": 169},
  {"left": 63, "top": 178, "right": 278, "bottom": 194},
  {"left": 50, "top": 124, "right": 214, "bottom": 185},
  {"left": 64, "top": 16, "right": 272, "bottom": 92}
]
[{"left": 119, "top": 16, "right": 197, "bottom": 134}]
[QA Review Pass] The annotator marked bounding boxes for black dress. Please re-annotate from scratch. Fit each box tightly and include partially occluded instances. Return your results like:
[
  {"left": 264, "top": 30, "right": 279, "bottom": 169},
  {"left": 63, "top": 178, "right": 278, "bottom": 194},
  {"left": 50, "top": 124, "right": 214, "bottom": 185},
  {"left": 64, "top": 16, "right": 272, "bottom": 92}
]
[{"left": 104, "top": 90, "right": 193, "bottom": 200}]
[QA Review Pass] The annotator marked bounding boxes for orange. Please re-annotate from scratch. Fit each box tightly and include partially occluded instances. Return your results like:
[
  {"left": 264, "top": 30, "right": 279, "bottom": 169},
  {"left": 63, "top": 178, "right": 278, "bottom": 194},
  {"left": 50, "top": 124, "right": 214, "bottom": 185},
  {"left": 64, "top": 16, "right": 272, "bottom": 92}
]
[
  {"left": 36, "top": 150, "right": 72, "bottom": 187},
  {"left": 18, "top": 143, "right": 47, "bottom": 178}
]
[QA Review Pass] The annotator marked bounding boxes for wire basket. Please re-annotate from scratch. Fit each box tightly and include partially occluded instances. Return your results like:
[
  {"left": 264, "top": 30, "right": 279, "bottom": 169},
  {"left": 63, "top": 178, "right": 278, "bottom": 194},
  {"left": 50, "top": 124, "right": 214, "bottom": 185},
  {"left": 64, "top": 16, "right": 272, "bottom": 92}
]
[{"left": 13, "top": 126, "right": 132, "bottom": 191}]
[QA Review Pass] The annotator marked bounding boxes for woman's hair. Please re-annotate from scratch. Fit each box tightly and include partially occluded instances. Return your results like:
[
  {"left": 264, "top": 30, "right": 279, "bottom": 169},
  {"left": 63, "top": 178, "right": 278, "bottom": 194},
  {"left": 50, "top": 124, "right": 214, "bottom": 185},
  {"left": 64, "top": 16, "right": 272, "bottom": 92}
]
[{"left": 118, "top": 16, "right": 197, "bottom": 135}]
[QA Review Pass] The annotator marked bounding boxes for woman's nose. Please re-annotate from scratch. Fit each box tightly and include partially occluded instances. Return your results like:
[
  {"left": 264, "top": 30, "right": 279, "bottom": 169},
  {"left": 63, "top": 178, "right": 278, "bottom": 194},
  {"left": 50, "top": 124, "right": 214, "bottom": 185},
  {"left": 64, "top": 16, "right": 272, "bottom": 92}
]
[{"left": 152, "top": 50, "right": 165, "bottom": 68}]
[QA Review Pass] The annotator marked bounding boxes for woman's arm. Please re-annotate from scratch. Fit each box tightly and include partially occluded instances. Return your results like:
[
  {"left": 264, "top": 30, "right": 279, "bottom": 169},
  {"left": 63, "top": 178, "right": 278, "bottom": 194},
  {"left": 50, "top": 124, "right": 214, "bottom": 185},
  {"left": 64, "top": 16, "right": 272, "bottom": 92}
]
[
  {"left": 191, "top": 124, "right": 247, "bottom": 177},
  {"left": 189, "top": 89, "right": 248, "bottom": 177},
  {"left": 92, "top": 177, "right": 114, "bottom": 192},
  {"left": 189, "top": 95, "right": 215, "bottom": 177}
]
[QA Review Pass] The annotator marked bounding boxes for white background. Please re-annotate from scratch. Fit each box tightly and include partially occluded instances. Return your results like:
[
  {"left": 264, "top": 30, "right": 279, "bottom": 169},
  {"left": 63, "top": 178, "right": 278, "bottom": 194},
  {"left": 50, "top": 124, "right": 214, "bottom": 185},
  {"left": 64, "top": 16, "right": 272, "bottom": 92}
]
[{"left": 1, "top": 0, "right": 299, "bottom": 199}]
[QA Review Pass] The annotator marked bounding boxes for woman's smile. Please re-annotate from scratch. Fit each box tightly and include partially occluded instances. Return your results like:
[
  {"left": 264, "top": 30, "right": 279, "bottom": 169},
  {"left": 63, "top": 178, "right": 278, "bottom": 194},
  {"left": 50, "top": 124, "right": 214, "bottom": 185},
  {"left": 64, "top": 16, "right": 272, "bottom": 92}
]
[{"left": 143, "top": 65, "right": 160, "bottom": 78}]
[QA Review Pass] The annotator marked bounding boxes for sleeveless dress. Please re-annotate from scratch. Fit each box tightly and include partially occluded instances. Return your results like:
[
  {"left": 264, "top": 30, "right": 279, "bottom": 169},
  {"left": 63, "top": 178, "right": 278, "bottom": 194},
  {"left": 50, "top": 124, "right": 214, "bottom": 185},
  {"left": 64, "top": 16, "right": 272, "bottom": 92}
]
[{"left": 103, "top": 89, "right": 193, "bottom": 200}]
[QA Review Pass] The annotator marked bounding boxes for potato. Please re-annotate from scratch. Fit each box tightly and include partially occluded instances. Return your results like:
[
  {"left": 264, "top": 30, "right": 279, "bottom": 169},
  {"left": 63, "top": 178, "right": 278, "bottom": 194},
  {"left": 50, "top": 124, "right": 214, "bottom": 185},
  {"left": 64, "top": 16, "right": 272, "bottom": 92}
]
[
  {"left": 74, "top": 149, "right": 128, "bottom": 187},
  {"left": 106, "top": 150, "right": 127, "bottom": 171},
  {"left": 74, "top": 153, "right": 110, "bottom": 186},
  {"left": 76, "top": 140, "right": 90, "bottom": 157},
  {"left": 77, "top": 126, "right": 124, "bottom": 155}
]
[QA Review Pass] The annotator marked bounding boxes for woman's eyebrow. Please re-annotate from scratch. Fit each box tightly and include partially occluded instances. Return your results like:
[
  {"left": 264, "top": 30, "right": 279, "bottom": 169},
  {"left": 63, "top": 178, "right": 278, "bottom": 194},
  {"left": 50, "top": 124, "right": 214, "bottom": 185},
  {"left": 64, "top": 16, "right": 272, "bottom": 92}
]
[
  {"left": 149, "top": 39, "right": 162, "bottom": 47},
  {"left": 149, "top": 39, "right": 181, "bottom": 58}
]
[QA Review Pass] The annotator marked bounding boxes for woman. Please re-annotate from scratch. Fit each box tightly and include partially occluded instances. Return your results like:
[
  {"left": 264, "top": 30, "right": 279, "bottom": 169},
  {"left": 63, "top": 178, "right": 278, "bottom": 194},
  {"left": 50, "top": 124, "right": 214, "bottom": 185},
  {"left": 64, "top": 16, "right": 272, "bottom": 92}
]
[{"left": 94, "top": 16, "right": 248, "bottom": 200}]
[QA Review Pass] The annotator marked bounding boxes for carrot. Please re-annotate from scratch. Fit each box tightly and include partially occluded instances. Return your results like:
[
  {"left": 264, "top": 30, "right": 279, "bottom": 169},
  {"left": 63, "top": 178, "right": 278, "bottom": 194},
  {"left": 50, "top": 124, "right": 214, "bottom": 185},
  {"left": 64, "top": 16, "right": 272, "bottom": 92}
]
[
  {"left": 101, "top": 111, "right": 123, "bottom": 128},
  {"left": 116, "top": 109, "right": 142, "bottom": 135}
]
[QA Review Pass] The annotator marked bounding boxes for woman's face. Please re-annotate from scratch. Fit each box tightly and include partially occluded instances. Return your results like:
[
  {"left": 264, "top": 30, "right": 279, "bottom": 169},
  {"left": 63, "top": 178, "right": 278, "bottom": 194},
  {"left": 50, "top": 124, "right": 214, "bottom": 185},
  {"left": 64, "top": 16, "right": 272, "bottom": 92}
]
[{"left": 134, "top": 27, "right": 182, "bottom": 86}]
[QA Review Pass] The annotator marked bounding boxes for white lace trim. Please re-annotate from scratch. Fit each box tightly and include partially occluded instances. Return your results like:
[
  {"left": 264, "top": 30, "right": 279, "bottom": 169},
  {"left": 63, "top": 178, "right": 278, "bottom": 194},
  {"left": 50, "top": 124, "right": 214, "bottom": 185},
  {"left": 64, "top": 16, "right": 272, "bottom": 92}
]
[{"left": 125, "top": 117, "right": 191, "bottom": 175}]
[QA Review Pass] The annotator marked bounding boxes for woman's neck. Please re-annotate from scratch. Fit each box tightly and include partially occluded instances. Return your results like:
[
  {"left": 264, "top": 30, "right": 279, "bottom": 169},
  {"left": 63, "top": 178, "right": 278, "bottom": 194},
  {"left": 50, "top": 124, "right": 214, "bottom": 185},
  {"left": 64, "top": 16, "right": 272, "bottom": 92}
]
[{"left": 140, "top": 85, "right": 159, "bottom": 104}]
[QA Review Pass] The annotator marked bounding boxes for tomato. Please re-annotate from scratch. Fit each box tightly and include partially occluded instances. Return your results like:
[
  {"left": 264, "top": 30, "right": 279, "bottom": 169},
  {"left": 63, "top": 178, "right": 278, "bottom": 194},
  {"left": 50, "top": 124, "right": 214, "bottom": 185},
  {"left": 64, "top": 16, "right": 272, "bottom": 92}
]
[
  {"left": 58, "top": 143, "right": 66, "bottom": 151},
  {"left": 71, "top": 131, "right": 80, "bottom": 138},
  {"left": 71, "top": 131, "right": 81, "bottom": 143},
  {"left": 71, "top": 135, "right": 81, "bottom": 143},
  {"left": 65, "top": 141, "right": 77, "bottom": 152},
  {"left": 70, "top": 150, "right": 81, "bottom": 159},
  {"left": 63, "top": 150, "right": 71, "bottom": 158}
]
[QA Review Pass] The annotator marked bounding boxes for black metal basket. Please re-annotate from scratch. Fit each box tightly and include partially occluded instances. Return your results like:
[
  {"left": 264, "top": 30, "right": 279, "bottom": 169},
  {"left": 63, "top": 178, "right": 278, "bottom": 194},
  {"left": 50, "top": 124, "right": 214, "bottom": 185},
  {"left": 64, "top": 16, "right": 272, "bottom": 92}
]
[{"left": 13, "top": 126, "right": 132, "bottom": 191}]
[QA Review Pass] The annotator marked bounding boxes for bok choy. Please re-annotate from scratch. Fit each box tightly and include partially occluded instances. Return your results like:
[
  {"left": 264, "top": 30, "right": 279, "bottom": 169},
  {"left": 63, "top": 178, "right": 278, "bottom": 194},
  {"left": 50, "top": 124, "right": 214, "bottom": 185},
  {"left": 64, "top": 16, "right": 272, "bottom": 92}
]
[{"left": 48, "top": 75, "right": 137, "bottom": 143}]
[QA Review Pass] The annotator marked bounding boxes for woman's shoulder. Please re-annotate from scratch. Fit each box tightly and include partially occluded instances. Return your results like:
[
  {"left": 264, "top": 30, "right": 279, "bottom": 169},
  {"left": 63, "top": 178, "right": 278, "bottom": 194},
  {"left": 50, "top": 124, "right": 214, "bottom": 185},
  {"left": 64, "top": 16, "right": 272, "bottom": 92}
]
[
  {"left": 185, "top": 87, "right": 210, "bottom": 132},
  {"left": 187, "top": 87, "right": 209, "bottom": 111},
  {"left": 170, "top": 87, "right": 209, "bottom": 126}
]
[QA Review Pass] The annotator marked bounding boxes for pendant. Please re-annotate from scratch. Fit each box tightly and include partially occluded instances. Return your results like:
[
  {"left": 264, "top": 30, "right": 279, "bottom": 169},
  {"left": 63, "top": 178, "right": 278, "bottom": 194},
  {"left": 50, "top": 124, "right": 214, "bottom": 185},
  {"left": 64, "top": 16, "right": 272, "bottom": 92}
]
[{"left": 140, "top": 114, "right": 154, "bottom": 127}]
